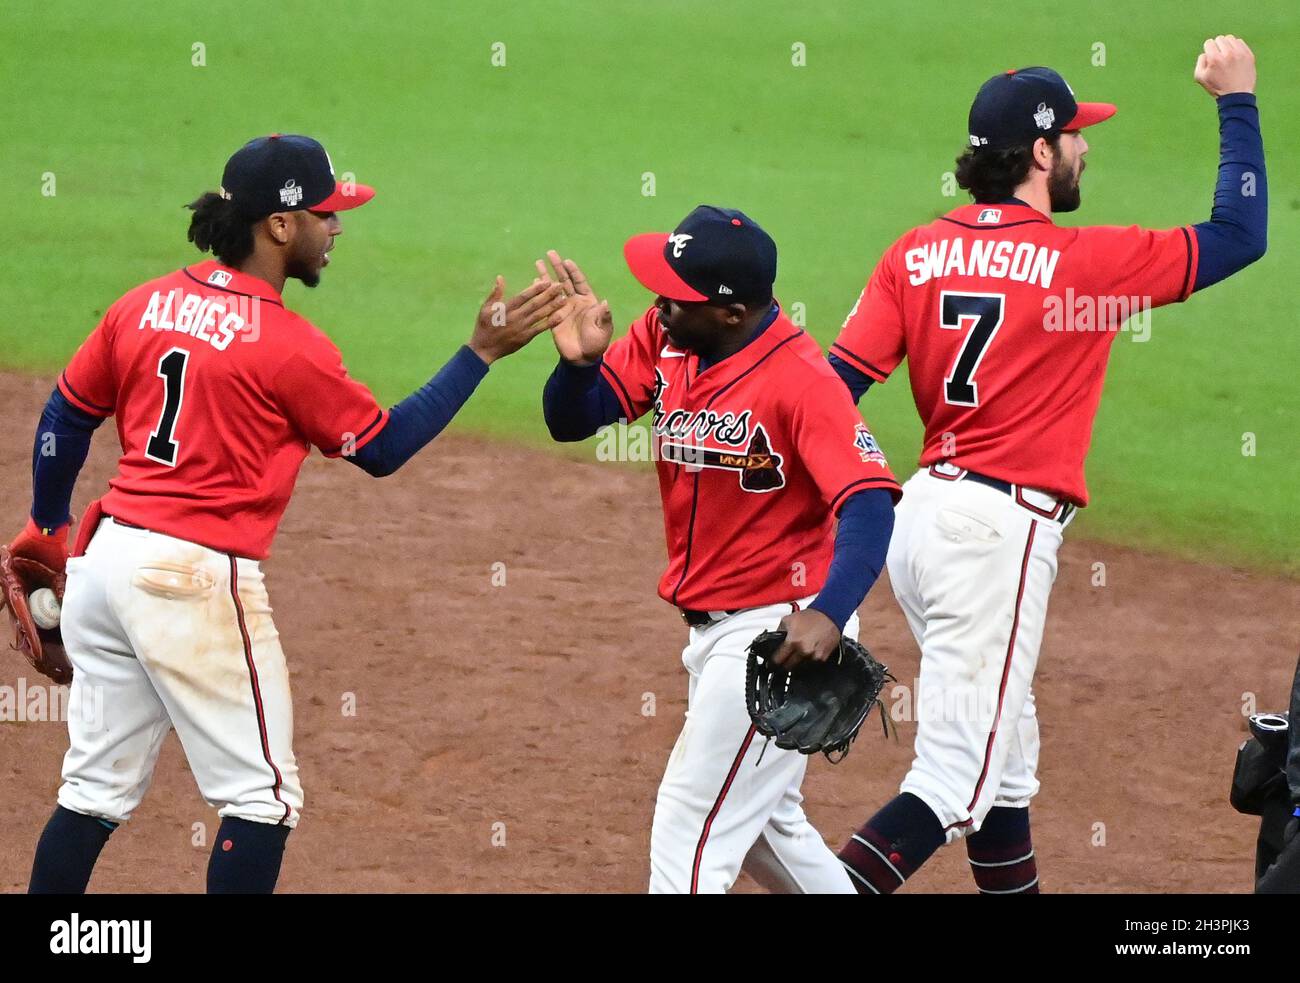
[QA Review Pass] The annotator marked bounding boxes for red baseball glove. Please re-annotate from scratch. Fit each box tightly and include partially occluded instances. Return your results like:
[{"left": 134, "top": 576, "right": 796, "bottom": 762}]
[{"left": 0, "top": 519, "right": 72, "bottom": 685}]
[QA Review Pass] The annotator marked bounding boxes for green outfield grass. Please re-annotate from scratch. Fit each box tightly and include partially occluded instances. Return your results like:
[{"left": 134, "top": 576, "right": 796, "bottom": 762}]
[{"left": 1, "top": 0, "right": 1296, "bottom": 574}]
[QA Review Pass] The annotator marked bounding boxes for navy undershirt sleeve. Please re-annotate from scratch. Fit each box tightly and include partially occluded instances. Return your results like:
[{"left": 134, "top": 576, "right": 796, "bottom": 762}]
[
  {"left": 542, "top": 358, "right": 624, "bottom": 442},
  {"left": 827, "top": 352, "right": 875, "bottom": 404},
  {"left": 808, "top": 487, "right": 895, "bottom": 630},
  {"left": 1192, "top": 93, "right": 1267, "bottom": 291},
  {"left": 30, "top": 387, "right": 104, "bottom": 529},
  {"left": 349, "top": 345, "right": 489, "bottom": 477}
]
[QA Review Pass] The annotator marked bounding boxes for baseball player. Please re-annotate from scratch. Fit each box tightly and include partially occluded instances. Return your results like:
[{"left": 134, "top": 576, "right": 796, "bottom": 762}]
[
  {"left": 537, "top": 206, "right": 901, "bottom": 893},
  {"left": 828, "top": 37, "right": 1267, "bottom": 893},
  {"left": 14, "top": 134, "right": 567, "bottom": 893}
]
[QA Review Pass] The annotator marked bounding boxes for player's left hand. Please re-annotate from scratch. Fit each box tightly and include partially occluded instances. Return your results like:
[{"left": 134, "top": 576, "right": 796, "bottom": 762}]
[
  {"left": 1194, "top": 34, "right": 1256, "bottom": 97},
  {"left": 771, "top": 608, "right": 841, "bottom": 668},
  {"left": 0, "top": 519, "right": 73, "bottom": 685},
  {"left": 8, "top": 520, "right": 69, "bottom": 576}
]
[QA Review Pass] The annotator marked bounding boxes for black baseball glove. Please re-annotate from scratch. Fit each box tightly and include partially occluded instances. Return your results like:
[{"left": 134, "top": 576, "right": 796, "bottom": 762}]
[{"left": 745, "top": 629, "right": 892, "bottom": 763}]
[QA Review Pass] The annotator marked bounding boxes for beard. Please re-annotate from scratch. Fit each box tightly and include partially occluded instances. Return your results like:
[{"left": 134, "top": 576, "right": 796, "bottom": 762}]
[
  {"left": 1048, "top": 154, "right": 1081, "bottom": 212},
  {"left": 285, "top": 253, "right": 321, "bottom": 288}
]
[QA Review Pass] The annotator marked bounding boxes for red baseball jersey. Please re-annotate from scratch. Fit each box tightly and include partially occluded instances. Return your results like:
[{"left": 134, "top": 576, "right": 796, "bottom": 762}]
[
  {"left": 58, "top": 260, "right": 388, "bottom": 558},
  {"left": 600, "top": 306, "right": 901, "bottom": 611},
  {"left": 831, "top": 202, "right": 1200, "bottom": 505}
]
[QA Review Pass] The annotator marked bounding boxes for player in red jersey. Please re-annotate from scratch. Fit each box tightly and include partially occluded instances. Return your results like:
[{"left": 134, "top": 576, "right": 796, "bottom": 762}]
[
  {"left": 13, "top": 134, "right": 568, "bottom": 893},
  {"left": 832, "top": 38, "right": 1267, "bottom": 893},
  {"left": 540, "top": 206, "right": 901, "bottom": 892}
]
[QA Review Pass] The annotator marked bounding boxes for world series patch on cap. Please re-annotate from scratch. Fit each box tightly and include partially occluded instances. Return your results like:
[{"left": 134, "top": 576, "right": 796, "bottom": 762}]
[
  {"left": 219, "top": 134, "right": 375, "bottom": 218},
  {"left": 967, "top": 66, "right": 1116, "bottom": 150}
]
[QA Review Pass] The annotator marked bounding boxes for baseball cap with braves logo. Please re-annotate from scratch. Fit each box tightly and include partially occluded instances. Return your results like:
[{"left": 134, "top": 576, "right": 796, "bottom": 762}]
[
  {"left": 219, "top": 134, "right": 375, "bottom": 218},
  {"left": 623, "top": 205, "right": 777, "bottom": 305},
  {"left": 967, "top": 67, "right": 1116, "bottom": 150}
]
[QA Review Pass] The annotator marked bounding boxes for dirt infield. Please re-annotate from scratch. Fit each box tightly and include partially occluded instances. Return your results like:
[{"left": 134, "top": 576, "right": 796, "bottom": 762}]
[{"left": 1, "top": 371, "right": 1296, "bottom": 893}]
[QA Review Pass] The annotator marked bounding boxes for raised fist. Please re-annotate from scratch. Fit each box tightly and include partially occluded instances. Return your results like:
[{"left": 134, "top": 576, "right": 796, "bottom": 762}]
[{"left": 1194, "top": 35, "right": 1256, "bottom": 97}]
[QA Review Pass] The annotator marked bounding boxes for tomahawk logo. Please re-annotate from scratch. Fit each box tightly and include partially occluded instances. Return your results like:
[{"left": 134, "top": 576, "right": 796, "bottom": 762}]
[
  {"left": 660, "top": 425, "right": 786, "bottom": 492},
  {"left": 667, "top": 233, "right": 693, "bottom": 258},
  {"left": 279, "top": 179, "right": 303, "bottom": 207},
  {"left": 50, "top": 913, "right": 152, "bottom": 963}
]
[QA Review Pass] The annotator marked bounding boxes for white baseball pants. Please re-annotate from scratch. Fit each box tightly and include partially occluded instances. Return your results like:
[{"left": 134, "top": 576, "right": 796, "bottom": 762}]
[
  {"left": 649, "top": 597, "right": 857, "bottom": 894},
  {"left": 57, "top": 517, "right": 301, "bottom": 828},
  {"left": 888, "top": 468, "right": 1069, "bottom": 843}
]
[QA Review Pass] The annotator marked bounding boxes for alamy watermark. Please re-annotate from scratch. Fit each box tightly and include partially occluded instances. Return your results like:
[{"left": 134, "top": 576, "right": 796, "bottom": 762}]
[
  {"left": 887, "top": 677, "right": 1011, "bottom": 725},
  {"left": 0, "top": 678, "right": 104, "bottom": 731},
  {"left": 1043, "top": 289, "right": 1153, "bottom": 342}
]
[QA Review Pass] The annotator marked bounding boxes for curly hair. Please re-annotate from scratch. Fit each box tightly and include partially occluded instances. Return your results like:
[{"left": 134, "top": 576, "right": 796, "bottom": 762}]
[
  {"left": 186, "top": 192, "right": 256, "bottom": 267},
  {"left": 954, "top": 133, "right": 1060, "bottom": 204}
]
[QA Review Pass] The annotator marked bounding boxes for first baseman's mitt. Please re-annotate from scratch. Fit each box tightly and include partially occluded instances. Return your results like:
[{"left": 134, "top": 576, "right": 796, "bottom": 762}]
[
  {"left": 746, "top": 629, "right": 891, "bottom": 763},
  {"left": 0, "top": 522, "right": 72, "bottom": 685}
]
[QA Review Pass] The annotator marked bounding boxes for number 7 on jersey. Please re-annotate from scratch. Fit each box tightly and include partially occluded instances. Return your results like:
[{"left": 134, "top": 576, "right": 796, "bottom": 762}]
[{"left": 939, "top": 291, "right": 1004, "bottom": 407}]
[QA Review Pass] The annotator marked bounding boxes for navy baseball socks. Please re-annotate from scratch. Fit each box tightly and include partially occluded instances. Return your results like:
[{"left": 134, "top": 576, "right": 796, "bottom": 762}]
[
  {"left": 28, "top": 805, "right": 118, "bottom": 894},
  {"left": 966, "top": 805, "right": 1040, "bottom": 893},
  {"left": 838, "top": 796, "right": 1041, "bottom": 894},
  {"left": 206, "top": 816, "right": 292, "bottom": 894},
  {"left": 28, "top": 808, "right": 291, "bottom": 893},
  {"left": 838, "top": 793, "right": 945, "bottom": 894}
]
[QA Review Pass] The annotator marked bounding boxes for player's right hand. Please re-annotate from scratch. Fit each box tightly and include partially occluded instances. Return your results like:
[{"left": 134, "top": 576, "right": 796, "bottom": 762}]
[
  {"left": 770, "top": 608, "right": 842, "bottom": 669},
  {"left": 1194, "top": 35, "right": 1256, "bottom": 97},
  {"left": 469, "top": 276, "right": 569, "bottom": 365},
  {"left": 536, "top": 251, "right": 614, "bottom": 367}
]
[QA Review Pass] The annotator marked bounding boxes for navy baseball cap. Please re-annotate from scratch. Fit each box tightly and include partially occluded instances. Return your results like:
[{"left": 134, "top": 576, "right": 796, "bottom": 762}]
[
  {"left": 968, "top": 67, "right": 1116, "bottom": 150},
  {"left": 219, "top": 134, "right": 375, "bottom": 218},
  {"left": 623, "top": 205, "right": 777, "bottom": 305}
]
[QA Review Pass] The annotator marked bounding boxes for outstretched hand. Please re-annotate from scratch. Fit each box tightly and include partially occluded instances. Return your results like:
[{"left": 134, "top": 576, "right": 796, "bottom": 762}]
[
  {"left": 469, "top": 276, "right": 569, "bottom": 365},
  {"left": 535, "top": 250, "right": 614, "bottom": 367}
]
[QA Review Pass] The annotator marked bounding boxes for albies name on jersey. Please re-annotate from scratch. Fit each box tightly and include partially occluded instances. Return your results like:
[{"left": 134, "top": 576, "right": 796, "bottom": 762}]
[{"left": 136, "top": 287, "right": 259, "bottom": 352}]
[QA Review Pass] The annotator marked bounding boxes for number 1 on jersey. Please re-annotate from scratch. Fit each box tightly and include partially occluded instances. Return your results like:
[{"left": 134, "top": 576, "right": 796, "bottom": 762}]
[
  {"left": 940, "top": 291, "right": 1004, "bottom": 407},
  {"left": 145, "top": 348, "right": 189, "bottom": 466}
]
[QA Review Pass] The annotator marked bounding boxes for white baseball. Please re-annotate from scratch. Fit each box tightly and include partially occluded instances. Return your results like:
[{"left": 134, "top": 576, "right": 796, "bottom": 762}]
[{"left": 29, "top": 588, "right": 61, "bottom": 630}]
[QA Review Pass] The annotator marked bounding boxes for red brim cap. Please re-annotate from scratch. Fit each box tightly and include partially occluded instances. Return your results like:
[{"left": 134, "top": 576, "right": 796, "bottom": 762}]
[
  {"left": 623, "top": 233, "right": 708, "bottom": 302},
  {"left": 309, "top": 181, "right": 376, "bottom": 212},
  {"left": 1065, "top": 102, "right": 1116, "bottom": 130}
]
